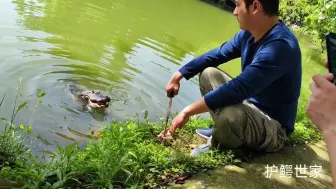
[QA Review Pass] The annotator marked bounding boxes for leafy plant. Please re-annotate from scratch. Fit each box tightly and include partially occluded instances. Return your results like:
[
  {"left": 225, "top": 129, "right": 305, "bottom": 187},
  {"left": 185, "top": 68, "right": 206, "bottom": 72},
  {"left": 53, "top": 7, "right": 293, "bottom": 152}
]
[
  {"left": 305, "top": 0, "right": 336, "bottom": 44},
  {"left": 0, "top": 82, "right": 233, "bottom": 189},
  {"left": 279, "top": 0, "right": 336, "bottom": 49}
]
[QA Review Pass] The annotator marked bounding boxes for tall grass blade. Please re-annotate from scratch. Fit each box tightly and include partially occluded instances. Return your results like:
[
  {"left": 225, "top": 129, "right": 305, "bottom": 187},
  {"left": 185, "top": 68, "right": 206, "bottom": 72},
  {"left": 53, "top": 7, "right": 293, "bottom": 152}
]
[
  {"left": 10, "top": 78, "right": 22, "bottom": 125},
  {"left": 0, "top": 94, "right": 6, "bottom": 123},
  {"left": 0, "top": 94, "right": 6, "bottom": 108}
]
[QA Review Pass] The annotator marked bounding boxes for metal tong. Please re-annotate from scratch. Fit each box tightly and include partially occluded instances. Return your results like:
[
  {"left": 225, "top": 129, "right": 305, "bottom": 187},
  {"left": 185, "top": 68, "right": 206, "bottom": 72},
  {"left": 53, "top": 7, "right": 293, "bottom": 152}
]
[{"left": 161, "top": 91, "right": 174, "bottom": 138}]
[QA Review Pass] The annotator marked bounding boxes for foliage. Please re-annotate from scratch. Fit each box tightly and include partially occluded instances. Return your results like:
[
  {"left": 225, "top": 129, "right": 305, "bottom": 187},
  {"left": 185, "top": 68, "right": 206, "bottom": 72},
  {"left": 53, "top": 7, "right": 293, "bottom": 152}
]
[
  {"left": 279, "top": 0, "right": 315, "bottom": 27},
  {"left": 286, "top": 29, "right": 328, "bottom": 144},
  {"left": 0, "top": 82, "right": 234, "bottom": 188},
  {"left": 0, "top": 77, "right": 325, "bottom": 188},
  {"left": 279, "top": 0, "right": 336, "bottom": 48},
  {"left": 0, "top": 1, "right": 335, "bottom": 187},
  {"left": 1, "top": 119, "right": 234, "bottom": 189},
  {"left": 305, "top": 0, "right": 336, "bottom": 43},
  {"left": 69, "top": 119, "right": 231, "bottom": 188}
]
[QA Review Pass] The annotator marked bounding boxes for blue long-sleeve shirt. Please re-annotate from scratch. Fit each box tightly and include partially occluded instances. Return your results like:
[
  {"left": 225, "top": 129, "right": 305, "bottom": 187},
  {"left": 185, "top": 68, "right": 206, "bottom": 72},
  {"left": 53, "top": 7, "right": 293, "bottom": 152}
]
[{"left": 179, "top": 22, "right": 302, "bottom": 133}]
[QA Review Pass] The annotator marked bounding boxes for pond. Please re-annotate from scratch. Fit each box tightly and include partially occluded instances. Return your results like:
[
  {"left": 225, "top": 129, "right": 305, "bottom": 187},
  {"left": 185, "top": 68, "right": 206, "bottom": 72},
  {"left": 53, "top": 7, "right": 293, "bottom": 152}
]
[{"left": 0, "top": 0, "right": 241, "bottom": 152}]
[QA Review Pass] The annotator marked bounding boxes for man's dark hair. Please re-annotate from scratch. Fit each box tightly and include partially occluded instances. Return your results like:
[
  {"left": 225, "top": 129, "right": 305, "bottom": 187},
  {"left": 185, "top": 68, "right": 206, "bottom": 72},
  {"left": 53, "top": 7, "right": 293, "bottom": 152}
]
[{"left": 244, "top": 0, "right": 280, "bottom": 16}]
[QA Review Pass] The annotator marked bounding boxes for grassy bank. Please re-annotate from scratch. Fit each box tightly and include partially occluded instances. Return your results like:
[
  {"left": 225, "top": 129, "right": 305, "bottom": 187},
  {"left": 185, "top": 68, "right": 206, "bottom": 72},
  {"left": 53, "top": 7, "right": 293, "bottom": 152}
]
[
  {"left": 0, "top": 54, "right": 328, "bottom": 188},
  {"left": 0, "top": 117, "right": 234, "bottom": 188},
  {"left": 0, "top": 53, "right": 327, "bottom": 188},
  {"left": 0, "top": 1, "right": 334, "bottom": 188},
  {"left": 0, "top": 82, "right": 237, "bottom": 188}
]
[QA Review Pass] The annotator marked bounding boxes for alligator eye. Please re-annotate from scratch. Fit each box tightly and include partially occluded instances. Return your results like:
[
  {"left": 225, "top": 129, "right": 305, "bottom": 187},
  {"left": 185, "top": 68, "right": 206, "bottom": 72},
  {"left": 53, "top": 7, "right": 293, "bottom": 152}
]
[{"left": 105, "top": 96, "right": 111, "bottom": 102}]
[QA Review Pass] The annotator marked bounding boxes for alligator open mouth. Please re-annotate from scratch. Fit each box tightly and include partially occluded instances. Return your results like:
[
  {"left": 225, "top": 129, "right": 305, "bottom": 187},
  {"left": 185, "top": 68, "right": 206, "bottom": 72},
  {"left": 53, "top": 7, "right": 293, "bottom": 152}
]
[{"left": 79, "top": 90, "right": 111, "bottom": 108}]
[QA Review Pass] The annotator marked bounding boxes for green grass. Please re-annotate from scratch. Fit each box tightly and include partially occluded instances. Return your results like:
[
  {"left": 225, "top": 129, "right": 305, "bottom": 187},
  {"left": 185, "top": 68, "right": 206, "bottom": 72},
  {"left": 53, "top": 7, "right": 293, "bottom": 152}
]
[
  {"left": 0, "top": 8, "right": 331, "bottom": 189},
  {"left": 0, "top": 37, "right": 328, "bottom": 188},
  {"left": 0, "top": 85, "right": 236, "bottom": 188},
  {"left": 0, "top": 118, "right": 235, "bottom": 188},
  {"left": 287, "top": 29, "right": 327, "bottom": 144}
]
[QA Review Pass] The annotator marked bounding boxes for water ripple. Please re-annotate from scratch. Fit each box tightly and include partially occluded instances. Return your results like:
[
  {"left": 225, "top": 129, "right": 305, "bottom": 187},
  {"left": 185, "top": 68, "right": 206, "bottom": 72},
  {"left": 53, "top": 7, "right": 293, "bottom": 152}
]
[{"left": 0, "top": 0, "right": 238, "bottom": 153}]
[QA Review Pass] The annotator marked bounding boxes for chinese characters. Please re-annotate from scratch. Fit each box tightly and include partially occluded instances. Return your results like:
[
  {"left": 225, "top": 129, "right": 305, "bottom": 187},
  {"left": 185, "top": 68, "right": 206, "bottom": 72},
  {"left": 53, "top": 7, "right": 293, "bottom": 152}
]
[{"left": 264, "top": 164, "right": 322, "bottom": 179}]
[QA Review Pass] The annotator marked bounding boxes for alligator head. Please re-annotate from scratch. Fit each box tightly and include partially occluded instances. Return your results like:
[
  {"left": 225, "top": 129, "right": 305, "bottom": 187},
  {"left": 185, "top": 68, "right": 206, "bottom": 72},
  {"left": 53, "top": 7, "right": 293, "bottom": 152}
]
[{"left": 79, "top": 90, "right": 111, "bottom": 108}]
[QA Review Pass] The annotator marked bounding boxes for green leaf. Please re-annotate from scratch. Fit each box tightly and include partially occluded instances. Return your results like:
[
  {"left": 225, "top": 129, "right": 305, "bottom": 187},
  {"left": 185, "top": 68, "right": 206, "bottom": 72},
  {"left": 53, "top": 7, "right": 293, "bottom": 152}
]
[
  {"left": 57, "top": 144, "right": 64, "bottom": 154},
  {"left": 40, "top": 150, "right": 56, "bottom": 157},
  {"left": 65, "top": 142, "right": 77, "bottom": 158},
  {"left": 36, "top": 88, "right": 46, "bottom": 98},
  {"left": 16, "top": 101, "right": 28, "bottom": 113},
  {"left": 52, "top": 178, "right": 66, "bottom": 188},
  {"left": 233, "top": 159, "right": 242, "bottom": 164},
  {"left": 128, "top": 151, "right": 137, "bottom": 159},
  {"left": 122, "top": 168, "right": 133, "bottom": 176},
  {"left": 56, "top": 169, "right": 62, "bottom": 181},
  {"left": 19, "top": 124, "right": 25, "bottom": 130},
  {"left": 44, "top": 170, "right": 57, "bottom": 177},
  {"left": 27, "top": 125, "right": 32, "bottom": 134},
  {"left": 69, "top": 177, "right": 81, "bottom": 184}
]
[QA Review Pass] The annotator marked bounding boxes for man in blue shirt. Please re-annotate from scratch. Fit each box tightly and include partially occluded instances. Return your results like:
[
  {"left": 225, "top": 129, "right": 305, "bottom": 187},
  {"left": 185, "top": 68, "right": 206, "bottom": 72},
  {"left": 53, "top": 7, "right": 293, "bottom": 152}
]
[{"left": 160, "top": 0, "right": 302, "bottom": 156}]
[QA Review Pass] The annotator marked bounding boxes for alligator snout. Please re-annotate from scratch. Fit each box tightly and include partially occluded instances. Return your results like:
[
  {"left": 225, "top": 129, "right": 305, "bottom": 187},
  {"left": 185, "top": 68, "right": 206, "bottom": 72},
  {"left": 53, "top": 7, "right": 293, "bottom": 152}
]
[{"left": 79, "top": 90, "right": 111, "bottom": 108}]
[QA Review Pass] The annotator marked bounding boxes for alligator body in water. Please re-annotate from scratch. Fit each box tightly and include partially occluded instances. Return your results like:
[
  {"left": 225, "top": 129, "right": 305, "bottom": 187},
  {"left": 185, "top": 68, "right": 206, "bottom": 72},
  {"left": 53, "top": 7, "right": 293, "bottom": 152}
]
[{"left": 69, "top": 83, "right": 111, "bottom": 111}]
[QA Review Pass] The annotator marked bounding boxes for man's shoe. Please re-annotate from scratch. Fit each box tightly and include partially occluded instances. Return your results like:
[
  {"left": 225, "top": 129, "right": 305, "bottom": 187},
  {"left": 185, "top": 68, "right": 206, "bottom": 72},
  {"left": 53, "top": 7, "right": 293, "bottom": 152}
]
[
  {"left": 196, "top": 125, "right": 213, "bottom": 139},
  {"left": 190, "top": 144, "right": 210, "bottom": 157}
]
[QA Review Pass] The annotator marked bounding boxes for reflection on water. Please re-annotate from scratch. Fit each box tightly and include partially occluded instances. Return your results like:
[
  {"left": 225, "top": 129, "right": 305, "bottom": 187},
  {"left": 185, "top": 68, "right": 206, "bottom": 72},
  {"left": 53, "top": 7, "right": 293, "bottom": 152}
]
[{"left": 0, "top": 0, "right": 240, "bottom": 152}]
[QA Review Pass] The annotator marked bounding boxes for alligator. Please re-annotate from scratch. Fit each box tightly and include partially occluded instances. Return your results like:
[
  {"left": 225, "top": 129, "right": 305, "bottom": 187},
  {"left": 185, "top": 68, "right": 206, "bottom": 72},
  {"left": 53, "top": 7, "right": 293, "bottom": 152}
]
[{"left": 69, "top": 83, "right": 111, "bottom": 111}]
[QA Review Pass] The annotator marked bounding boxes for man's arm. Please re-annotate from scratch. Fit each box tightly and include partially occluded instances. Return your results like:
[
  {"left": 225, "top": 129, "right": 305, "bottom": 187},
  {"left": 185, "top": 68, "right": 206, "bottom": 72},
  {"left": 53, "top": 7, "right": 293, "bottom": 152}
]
[
  {"left": 178, "top": 31, "right": 245, "bottom": 80},
  {"left": 324, "top": 131, "right": 336, "bottom": 188},
  {"left": 306, "top": 72, "right": 336, "bottom": 188},
  {"left": 202, "top": 40, "right": 293, "bottom": 110},
  {"left": 174, "top": 40, "right": 294, "bottom": 119}
]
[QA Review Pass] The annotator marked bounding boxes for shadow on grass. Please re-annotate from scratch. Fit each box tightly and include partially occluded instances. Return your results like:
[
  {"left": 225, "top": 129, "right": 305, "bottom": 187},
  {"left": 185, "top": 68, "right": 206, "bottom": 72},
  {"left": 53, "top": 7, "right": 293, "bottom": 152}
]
[{"left": 170, "top": 141, "right": 333, "bottom": 189}]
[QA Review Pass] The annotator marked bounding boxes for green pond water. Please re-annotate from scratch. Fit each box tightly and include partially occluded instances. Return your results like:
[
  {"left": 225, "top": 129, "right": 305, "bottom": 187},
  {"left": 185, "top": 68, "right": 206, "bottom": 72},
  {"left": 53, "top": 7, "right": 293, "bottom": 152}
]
[{"left": 0, "top": 0, "right": 242, "bottom": 151}]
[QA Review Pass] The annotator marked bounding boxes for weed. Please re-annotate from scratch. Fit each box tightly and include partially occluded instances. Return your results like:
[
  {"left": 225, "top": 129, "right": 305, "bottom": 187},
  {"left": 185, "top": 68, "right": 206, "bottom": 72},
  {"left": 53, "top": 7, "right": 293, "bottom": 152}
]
[{"left": 0, "top": 85, "right": 233, "bottom": 188}]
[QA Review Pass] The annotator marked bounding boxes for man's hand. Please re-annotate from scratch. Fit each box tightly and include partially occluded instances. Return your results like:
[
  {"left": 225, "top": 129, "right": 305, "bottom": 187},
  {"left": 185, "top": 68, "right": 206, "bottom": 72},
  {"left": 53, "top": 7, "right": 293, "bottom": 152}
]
[
  {"left": 166, "top": 71, "right": 183, "bottom": 97},
  {"left": 157, "top": 111, "right": 190, "bottom": 140},
  {"left": 307, "top": 60, "right": 336, "bottom": 189},
  {"left": 306, "top": 60, "right": 336, "bottom": 135},
  {"left": 168, "top": 111, "right": 190, "bottom": 138},
  {"left": 168, "top": 97, "right": 211, "bottom": 137}
]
